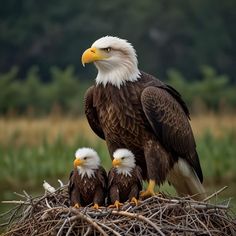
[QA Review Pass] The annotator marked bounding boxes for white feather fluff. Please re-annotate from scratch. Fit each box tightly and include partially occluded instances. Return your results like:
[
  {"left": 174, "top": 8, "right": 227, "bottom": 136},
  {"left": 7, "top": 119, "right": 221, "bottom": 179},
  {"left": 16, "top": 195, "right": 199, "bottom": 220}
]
[
  {"left": 43, "top": 181, "right": 56, "bottom": 193},
  {"left": 167, "top": 158, "right": 206, "bottom": 200}
]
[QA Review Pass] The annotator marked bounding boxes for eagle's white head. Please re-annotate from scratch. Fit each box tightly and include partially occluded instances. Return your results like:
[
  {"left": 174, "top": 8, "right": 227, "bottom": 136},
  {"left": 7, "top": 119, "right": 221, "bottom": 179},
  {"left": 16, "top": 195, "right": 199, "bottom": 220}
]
[
  {"left": 74, "top": 147, "right": 100, "bottom": 179},
  {"left": 81, "top": 36, "right": 141, "bottom": 88},
  {"left": 112, "top": 148, "right": 136, "bottom": 177}
]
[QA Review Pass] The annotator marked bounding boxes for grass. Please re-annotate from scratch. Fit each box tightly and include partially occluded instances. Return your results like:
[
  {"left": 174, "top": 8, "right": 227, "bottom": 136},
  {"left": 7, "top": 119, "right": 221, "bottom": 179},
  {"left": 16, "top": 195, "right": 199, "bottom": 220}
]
[{"left": 0, "top": 114, "right": 236, "bottom": 217}]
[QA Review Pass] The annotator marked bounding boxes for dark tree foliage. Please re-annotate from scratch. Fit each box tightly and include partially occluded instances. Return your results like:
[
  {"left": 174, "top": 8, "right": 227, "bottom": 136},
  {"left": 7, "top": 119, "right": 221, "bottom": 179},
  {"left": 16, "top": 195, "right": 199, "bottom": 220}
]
[
  {"left": 0, "top": 66, "right": 235, "bottom": 116},
  {"left": 0, "top": 0, "right": 235, "bottom": 82}
]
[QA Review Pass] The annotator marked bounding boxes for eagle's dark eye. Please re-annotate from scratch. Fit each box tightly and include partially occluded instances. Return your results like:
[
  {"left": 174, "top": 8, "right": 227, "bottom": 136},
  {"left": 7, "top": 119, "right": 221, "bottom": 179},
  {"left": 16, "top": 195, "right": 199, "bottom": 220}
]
[
  {"left": 121, "top": 157, "right": 125, "bottom": 160},
  {"left": 84, "top": 157, "right": 87, "bottom": 160},
  {"left": 103, "top": 47, "right": 111, "bottom": 52}
]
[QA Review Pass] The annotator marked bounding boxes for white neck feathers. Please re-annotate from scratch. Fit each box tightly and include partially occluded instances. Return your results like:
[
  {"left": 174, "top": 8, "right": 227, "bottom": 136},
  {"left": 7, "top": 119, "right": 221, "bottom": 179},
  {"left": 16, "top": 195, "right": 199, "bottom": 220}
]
[
  {"left": 77, "top": 166, "right": 97, "bottom": 179},
  {"left": 95, "top": 62, "right": 141, "bottom": 88},
  {"left": 116, "top": 167, "right": 133, "bottom": 177}
]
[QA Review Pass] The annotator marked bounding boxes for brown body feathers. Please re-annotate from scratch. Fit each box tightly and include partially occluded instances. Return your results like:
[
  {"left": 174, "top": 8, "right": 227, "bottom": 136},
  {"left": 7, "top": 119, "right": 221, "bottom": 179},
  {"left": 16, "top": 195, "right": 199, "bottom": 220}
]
[{"left": 68, "top": 167, "right": 107, "bottom": 207}]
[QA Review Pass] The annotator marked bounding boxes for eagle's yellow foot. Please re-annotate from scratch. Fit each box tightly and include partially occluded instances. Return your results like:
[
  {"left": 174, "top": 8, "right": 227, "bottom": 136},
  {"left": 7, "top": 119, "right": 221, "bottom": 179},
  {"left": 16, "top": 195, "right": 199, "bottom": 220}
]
[
  {"left": 130, "top": 197, "right": 139, "bottom": 206},
  {"left": 92, "top": 203, "right": 100, "bottom": 210},
  {"left": 108, "top": 200, "right": 123, "bottom": 209},
  {"left": 140, "top": 179, "right": 156, "bottom": 199},
  {"left": 73, "top": 203, "right": 80, "bottom": 208},
  {"left": 140, "top": 189, "right": 155, "bottom": 199}
]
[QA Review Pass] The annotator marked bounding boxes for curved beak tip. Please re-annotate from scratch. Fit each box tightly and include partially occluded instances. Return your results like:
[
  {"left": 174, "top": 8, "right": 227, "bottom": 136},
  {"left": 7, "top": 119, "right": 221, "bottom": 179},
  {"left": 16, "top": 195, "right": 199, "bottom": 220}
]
[
  {"left": 81, "top": 48, "right": 93, "bottom": 66},
  {"left": 81, "top": 53, "right": 86, "bottom": 67}
]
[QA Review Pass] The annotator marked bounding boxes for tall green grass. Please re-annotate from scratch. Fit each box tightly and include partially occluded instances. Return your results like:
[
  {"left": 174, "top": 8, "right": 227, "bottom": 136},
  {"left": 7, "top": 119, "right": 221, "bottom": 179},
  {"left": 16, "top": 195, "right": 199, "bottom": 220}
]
[
  {"left": 0, "top": 131, "right": 235, "bottom": 218},
  {"left": 197, "top": 131, "right": 236, "bottom": 183},
  {"left": 0, "top": 136, "right": 110, "bottom": 193},
  {"left": 0, "top": 131, "right": 235, "bottom": 193}
]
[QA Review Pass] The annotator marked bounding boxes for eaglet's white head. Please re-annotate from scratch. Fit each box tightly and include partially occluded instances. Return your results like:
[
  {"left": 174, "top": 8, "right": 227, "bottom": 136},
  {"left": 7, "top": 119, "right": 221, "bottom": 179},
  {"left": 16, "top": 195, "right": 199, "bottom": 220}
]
[
  {"left": 112, "top": 148, "right": 136, "bottom": 177},
  {"left": 74, "top": 147, "right": 100, "bottom": 179},
  {"left": 81, "top": 36, "right": 141, "bottom": 88}
]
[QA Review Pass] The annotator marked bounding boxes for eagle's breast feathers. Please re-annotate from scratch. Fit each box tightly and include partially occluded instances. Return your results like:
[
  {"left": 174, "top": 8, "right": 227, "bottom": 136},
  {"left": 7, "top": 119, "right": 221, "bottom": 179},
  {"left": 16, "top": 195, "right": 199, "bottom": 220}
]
[
  {"left": 108, "top": 166, "right": 142, "bottom": 203},
  {"left": 69, "top": 166, "right": 107, "bottom": 206}
]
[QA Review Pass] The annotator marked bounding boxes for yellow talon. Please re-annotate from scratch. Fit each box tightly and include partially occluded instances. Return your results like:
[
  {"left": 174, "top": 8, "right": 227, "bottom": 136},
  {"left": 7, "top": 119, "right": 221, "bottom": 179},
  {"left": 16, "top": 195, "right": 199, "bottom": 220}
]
[
  {"left": 108, "top": 200, "right": 123, "bottom": 209},
  {"left": 140, "top": 179, "right": 156, "bottom": 199},
  {"left": 73, "top": 203, "right": 80, "bottom": 208},
  {"left": 92, "top": 203, "right": 99, "bottom": 210},
  {"left": 130, "top": 197, "right": 139, "bottom": 206},
  {"left": 140, "top": 190, "right": 155, "bottom": 198}
]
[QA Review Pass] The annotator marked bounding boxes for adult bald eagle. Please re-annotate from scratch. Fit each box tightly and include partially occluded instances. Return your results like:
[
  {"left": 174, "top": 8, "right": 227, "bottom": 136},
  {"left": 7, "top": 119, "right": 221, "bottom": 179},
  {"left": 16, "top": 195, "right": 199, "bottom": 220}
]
[
  {"left": 108, "top": 148, "right": 142, "bottom": 209},
  {"left": 68, "top": 147, "right": 107, "bottom": 209},
  {"left": 82, "top": 36, "right": 206, "bottom": 200}
]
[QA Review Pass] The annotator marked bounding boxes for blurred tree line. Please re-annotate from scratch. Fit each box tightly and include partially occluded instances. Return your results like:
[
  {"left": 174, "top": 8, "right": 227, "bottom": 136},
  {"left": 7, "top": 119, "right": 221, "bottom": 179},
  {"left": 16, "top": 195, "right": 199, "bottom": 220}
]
[
  {"left": 0, "top": 65, "right": 235, "bottom": 116},
  {"left": 0, "top": 0, "right": 236, "bottom": 82}
]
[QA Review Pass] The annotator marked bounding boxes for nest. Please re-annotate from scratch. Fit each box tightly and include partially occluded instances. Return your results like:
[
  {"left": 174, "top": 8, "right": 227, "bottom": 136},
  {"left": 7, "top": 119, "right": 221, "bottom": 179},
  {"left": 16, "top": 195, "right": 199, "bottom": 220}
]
[{"left": 1, "top": 183, "right": 236, "bottom": 236}]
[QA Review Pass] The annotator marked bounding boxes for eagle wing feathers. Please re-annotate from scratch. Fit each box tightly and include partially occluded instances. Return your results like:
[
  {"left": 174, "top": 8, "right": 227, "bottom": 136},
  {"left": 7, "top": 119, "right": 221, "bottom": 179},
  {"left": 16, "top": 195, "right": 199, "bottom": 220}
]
[
  {"left": 107, "top": 168, "right": 115, "bottom": 188},
  {"left": 84, "top": 86, "right": 105, "bottom": 140},
  {"left": 68, "top": 170, "right": 81, "bottom": 206},
  {"left": 141, "top": 86, "right": 203, "bottom": 182},
  {"left": 97, "top": 166, "right": 108, "bottom": 188},
  {"left": 135, "top": 165, "right": 143, "bottom": 190}
]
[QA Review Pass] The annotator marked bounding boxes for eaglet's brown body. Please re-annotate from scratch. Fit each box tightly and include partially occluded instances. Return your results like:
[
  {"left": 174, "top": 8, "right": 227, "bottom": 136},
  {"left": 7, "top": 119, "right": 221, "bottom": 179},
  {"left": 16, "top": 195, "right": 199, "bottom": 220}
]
[
  {"left": 108, "top": 166, "right": 142, "bottom": 204},
  {"left": 85, "top": 72, "right": 203, "bottom": 185},
  {"left": 68, "top": 167, "right": 107, "bottom": 207}
]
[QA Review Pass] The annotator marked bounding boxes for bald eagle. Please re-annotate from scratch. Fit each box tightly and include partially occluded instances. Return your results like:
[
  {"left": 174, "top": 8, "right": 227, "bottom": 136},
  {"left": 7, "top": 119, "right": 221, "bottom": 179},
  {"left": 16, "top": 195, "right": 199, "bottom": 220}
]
[
  {"left": 82, "top": 36, "right": 206, "bottom": 200},
  {"left": 68, "top": 147, "right": 107, "bottom": 209},
  {"left": 108, "top": 148, "right": 142, "bottom": 209}
]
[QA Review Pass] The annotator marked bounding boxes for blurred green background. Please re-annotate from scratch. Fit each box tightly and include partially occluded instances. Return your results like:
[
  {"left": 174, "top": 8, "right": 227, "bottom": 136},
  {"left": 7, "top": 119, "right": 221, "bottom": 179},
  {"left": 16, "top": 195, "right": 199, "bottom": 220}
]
[{"left": 0, "top": 0, "right": 236, "bottom": 226}]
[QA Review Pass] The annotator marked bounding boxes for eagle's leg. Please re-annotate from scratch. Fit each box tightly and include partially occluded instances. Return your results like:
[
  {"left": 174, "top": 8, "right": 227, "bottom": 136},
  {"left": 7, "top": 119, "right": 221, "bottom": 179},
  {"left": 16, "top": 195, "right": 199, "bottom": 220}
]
[
  {"left": 130, "top": 197, "right": 139, "bottom": 206},
  {"left": 140, "top": 179, "right": 156, "bottom": 198},
  {"left": 128, "top": 185, "right": 140, "bottom": 206},
  {"left": 93, "top": 186, "right": 105, "bottom": 210},
  {"left": 108, "top": 200, "right": 123, "bottom": 209},
  {"left": 142, "top": 140, "right": 170, "bottom": 199}
]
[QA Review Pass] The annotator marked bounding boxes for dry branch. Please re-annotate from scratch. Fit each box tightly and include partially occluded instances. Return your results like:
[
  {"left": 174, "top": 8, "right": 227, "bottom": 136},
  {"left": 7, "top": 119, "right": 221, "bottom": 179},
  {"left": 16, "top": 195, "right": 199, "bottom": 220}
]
[{"left": 1, "top": 185, "right": 235, "bottom": 236}]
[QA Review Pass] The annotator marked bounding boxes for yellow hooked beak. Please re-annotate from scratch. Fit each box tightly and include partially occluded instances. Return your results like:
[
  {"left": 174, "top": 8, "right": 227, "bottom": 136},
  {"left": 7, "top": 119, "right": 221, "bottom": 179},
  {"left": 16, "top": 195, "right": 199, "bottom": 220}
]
[
  {"left": 112, "top": 159, "right": 121, "bottom": 167},
  {"left": 81, "top": 47, "right": 106, "bottom": 66},
  {"left": 74, "top": 158, "right": 85, "bottom": 168}
]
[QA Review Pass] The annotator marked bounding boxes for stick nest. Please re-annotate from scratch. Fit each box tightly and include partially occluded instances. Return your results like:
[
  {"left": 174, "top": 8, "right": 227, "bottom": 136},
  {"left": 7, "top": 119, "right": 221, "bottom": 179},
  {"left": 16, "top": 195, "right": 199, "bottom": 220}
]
[{"left": 1, "top": 185, "right": 236, "bottom": 236}]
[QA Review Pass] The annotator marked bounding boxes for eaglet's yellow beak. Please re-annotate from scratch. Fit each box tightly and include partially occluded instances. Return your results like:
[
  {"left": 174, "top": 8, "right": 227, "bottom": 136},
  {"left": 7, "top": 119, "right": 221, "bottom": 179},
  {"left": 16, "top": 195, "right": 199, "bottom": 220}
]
[
  {"left": 112, "top": 159, "right": 121, "bottom": 167},
  {"left": 81, "top": 47, "right": 106, "bottom": 66},
  {"left": 74, "top": 158, "right": 85, "bottom": 168}
]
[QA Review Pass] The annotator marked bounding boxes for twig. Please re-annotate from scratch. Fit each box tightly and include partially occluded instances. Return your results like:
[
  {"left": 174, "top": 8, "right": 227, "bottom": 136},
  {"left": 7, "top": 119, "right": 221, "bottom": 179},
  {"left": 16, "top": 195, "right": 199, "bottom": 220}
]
[
  {"left": 65, "top": 221, "right": 76, "bottom": 236},
  {"left": 84, "top": 227, "right": 92, "bottom": 236},
  {"left": 2, "top": 200, "right": 28, "bottom": 204},
  {"left": 111, "top": 210, "right": 165, "bottom": 236},
  {"left": 23, "top": 190, "right": 31, "bottom": 199},
  {"left": 1, "top": 184, "right": 235, "bottom": 236},
  {"left": 203, "top": 186, "right": 228, "bottom": 202},
  {"left": 0, "top": 205, "right": 19, "bottom": 217},
  {"left": 97, "top": 221, "right": 122, "bottom": 236},
  {"left": 13, "top": 192, "right": 28, "bottom": 199},
  {"left": 195, "top": 215, "right": 212, "bottom": 236},
  {"left": 56, "top": 217, "right": 69, "bottom": 236},
  {"left": 153, "top": 195, "right": 228, "bottom": 209},
  {"left": 45, "top": 198, "right": 52, "bottom": 209},
  {"left": 58, "top": 179, "right": 64, "bottom": 187},
  {"left": 70, "top": 208, "right": 109, "bottom": 236}
]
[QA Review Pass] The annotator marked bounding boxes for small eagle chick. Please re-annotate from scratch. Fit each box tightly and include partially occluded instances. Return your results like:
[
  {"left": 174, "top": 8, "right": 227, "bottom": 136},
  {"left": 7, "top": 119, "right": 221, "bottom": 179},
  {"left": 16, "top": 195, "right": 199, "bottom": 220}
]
[
  {"left": 108, "top": 148, "right": 142, "bottom": 209},
  {"left": 68, "top": 147, "right": 107, "bottom": 209}
]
